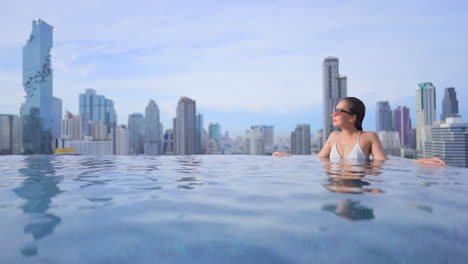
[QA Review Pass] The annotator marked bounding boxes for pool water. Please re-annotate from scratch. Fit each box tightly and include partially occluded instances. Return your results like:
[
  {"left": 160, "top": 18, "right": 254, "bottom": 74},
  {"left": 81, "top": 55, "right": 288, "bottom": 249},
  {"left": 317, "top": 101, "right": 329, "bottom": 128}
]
[{"left": 0, "top": 155, "right": 467, "bottom": 263}]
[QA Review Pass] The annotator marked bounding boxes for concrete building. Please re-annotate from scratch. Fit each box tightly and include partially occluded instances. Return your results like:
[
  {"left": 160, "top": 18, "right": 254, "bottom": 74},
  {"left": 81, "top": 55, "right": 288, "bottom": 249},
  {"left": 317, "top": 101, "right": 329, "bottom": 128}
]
[
  {"left": 441, "top": 87, "right": 459, "bottom": 121},
  {"left": 128, "top": 113, "right": 145, "bottom": 155},
  {"left": 112, "top": 125, "right": 129, "bottom": 155},
  {"left": 291, "top": 124, "right": 311, "bottom": 155},
  {"left": 196, "top": 113, "right": 204, "bottom": 154},
  {"left": 416, "top": 82, "right": 437, "bottom": 156},
  {"left": 425, "top": 117, "right": 468, "bottom": 167},
  {"left": 162, "top": 129, "right": 175, "bottom": 155},
  {"left": 58, "top": 138, "right": 112, "bottom": 155},
  {"left": 376, "top": 101, "right": 393, "bottom": 132},
  {"left": 174, "top": 97, "right": 197, "bottom": 155},
  {"left": 21, "top": 19, "right": 54, "bottom": 154},
  {"left": 322, "top": 57, "right": 347, "bottom": 146},
  {"left": 378, "top": 131, "right": 401, "bottom": 157},
  {"left": 245, "top": 125, "right": 274, "bottom": 155},
  {"left": 61, "top": 111, "right": 82, "bottom": 140},
  {"left": 89, "top": 120, "right": 108, "bottom": 140},
  {"left": 0, "top": 114, "right": 22, "bottom": 155},
  {"left": 144, "top": 100, "right": 161, "bottom": 155}
]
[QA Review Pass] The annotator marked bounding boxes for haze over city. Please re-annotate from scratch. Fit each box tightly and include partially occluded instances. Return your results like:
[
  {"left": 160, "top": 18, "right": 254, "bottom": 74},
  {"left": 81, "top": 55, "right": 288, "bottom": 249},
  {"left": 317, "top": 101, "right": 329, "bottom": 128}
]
[{"left": 1, "top": 0, "right": 467, "bottom": 136}]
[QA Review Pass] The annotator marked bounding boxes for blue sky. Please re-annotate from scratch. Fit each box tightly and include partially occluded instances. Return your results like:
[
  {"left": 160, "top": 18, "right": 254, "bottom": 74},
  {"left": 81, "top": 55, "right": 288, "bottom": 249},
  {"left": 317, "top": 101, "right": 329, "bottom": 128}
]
[{"left": 0, "top": 0, "right": 467, "bottom": 136}]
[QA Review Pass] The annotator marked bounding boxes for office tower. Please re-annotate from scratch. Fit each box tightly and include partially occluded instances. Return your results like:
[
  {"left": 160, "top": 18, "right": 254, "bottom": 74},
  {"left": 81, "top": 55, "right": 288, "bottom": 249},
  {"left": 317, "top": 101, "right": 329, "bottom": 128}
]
[
  {"left": 52, "top": 97, "right": 62, "bottom": 139},
  {"left": 174, "top": 97, "right": 197, "bottom": 155},
  {"left": 394, "top": 106, "right": 412, "bottom": 147},
  {"left": 425, "top": 117, "right": 468, "bottom": 167},
  {"left": 21, "top": 19, "right": 54, "bottom": 154},
  {"left": 441, "top": 87, "right": 459, "bottom": 121},
  {"left": 245, "top": 125, "right": 274, "bottom": 155},
  {"left": 291, "top": 124, "right": 311, "bottom": 155},
  {"left": 322, "top": 57, "right": 347, "bottom": 146},
  {"left": 416, "top": 82, "right": 437, "bottom": 156},
  {"left": 144, "top": 100, "right": 161, "bottom": 155},
  {"left": 378, "top": 131, "right": 401, "bottom": 156},
  {"left": 80, "top": 113, "right": 90, "bottom": 138},
  {"left": 61, "top": 112, "right": 82, "bottom": 140},
  {"left": 196, "top": 113, "right": 204, "bottom": 154},
  {"left": 162, "top": 129, "right": 175, "bottom": 155},
  {"left": 314, "top": 129, "right": 324, "bottom": 153},
  {"left": 376, "top": 101, "right": 393, "bottom": 131},
  {"left": 89, "top": 120, "right": 108, "bottom": 140},
  {"left": 128, "top": 113, "right": 145, "bottom": 155},
  {"left": 79, "top": 89, "right": 117, "bottom": 132},
  {"left": 209, "top": 123, "right": 222, "bottom": 144},
  {"left": 112, "top": 125, "right": 129, "bottom": 155},
  {"left": 0, "top": 114, "right": 22, "bottom": 155}
]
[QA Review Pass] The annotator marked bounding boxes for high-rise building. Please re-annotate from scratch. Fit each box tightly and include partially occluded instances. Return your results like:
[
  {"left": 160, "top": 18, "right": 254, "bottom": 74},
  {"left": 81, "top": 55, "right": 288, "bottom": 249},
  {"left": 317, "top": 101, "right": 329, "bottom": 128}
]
[
  {"left": 52, "top": 97, "right": 62, "bottom": 139},
  {"left": 144, "top": 100, "right": 161, "bottom": 155},
  {"left": 291, "top": 124, "right": 311, "bottom": 155},
  {"left": 112, "top": 125, "right": 129, "bottom": 155},
  {"left": 61, "top": 111, "right": 81, "bottom": 140},
  {"left": 208, "top": 123, "right": 222, "bottom": 144},
  {"left": 376, "top": 101, "right": 393, "bottom": 132},
  {"left": 89, "top": 120, "right": 108, "bottom": 140},
  {"left": 425, "top": 117, "right": 468, "bottom": 167},
  {"left": 394, "top": 106, "right": 412, "bottom": 147},
  {"left": 0, "top": 114, "right": 22, "bottom": 155},
  {"left": 322, "top": 57, "right": 347, "bottom": 146},
  {"left": 416, "top": 82, "right": 437, "bottom": 156},
  {"left": 378, "top": 131, "right": 401, "bottom": 156},
  {"left": 79, "top": 89, "right": 117, "bottom": 132},
  {"left": 21, "top": 19, "right": 54, "bottom": 154},
  {"left": 59, "top": 138, "right": 112, "bottom": 155},
  {"left": 128, "top": 113, "right": 145, "bottom": 155},
  {"left": 245, "top": 125, "right": 274, "bottom": 155},
  {"left": 162, "top": 129, "right": 174, "bottom": 155},
  {"left": 196, "top": 113, "right": 204, "bottom": 154},
  {"left": 174, "top": 97, "right": 197, "bottom": 155},
  {"left": 441, "top": 87, "right": 459, "bottom": 121}
]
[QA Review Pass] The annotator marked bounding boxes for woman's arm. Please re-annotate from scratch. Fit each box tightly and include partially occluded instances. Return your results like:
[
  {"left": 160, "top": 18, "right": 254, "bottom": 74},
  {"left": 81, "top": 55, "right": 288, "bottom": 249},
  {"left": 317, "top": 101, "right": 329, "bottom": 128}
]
[
  {"left": 413, "top": 157, "right": 445, "bottom": 166},
  {"left": 369, "top": 132, "right": 388, "bottom": 160},
  {"left": 317, "top": 131, "right": 338, "bottom": 158}
]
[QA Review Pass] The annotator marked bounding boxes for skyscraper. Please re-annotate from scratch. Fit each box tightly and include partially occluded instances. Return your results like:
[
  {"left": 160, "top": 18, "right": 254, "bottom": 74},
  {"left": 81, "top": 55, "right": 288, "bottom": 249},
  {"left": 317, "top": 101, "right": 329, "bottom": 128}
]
[
  {"left": 394, "top": 106, "right": 412, "bottom": 147},
  {"left": 112, "top": 125, "right": 129, "bottom": 155},
  {"left": 61, "top": 111, "right": 81, "bottom": 140},
  {"left": 416, "top": 82, "right": 437, "bottom": 156},
  {"left": 0, "top": 114, "right": 22, "bottom": 155},
  {"left": 21, "top": 19, "right": 54, "bottom": 154},
  {"left": 128, "top": 113, "right": 145, "bottom": 155},
  {"left": 291, "top": 124, "right": 311, "bottom": 155},
  {"left": 322, "top": 57, "right": 347, "bottom": 145},
  {"left": 174, "top": 97, "right": 197, "bottom": 155},
  {"left": 441, "top": 87, "right": 459, "bottom": 121},
  {"left": 79, "top": 89, "right": 117, "bottom": 132},
  {"left": 245, "top": 125, "right": 274, "bottom": 155},
  {"left": 376, "top": 101, "right": 393, "bottom": 131},
  {"left": 144, "top": 100, "right": 161, "bottom": 155},
  {"left": 208, "top": 123, "right": 222, "bottom": 144},
  {"left": 52, "top": 97, "right": 62, "bottom": 139},
  {"left": 196, "top": 113, "right": 204, "bottom": 154},
  {"left": 425, "top": 117, "right": 468, "bottom": 167}
]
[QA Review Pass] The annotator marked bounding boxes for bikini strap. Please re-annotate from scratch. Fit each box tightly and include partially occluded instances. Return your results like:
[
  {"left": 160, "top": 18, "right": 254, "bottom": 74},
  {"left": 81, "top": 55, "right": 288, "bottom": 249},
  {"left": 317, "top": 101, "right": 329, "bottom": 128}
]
[
  {"left": 334, "top": 132, "right": 342, "bottom": 146},
  {"left": 357, "top": 131, "right": 361, "bottom": 143}
]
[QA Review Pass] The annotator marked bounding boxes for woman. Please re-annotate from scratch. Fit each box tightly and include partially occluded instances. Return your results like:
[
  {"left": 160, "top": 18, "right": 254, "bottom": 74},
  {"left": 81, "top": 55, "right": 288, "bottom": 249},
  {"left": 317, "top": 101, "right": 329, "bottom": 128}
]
[{"left": 274, "top": 97, "right": 445, "bottom": 165}]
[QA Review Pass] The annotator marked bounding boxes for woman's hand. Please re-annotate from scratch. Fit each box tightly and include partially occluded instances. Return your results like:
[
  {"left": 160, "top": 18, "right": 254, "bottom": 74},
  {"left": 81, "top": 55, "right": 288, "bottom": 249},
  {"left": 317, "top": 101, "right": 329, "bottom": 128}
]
[
  {"left": 414, "top": 157, "right": 446, "bottom": 166},
  {"left": 272, "top": 152, "right": 291, "bottom": 157}
]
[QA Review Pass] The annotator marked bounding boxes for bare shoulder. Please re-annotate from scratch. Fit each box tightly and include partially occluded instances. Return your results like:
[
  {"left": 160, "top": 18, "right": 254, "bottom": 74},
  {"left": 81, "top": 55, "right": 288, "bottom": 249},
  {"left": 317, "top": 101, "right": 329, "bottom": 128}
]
[
  {"left": 328, "top": 131, "right": 341, "bottom": 141},
  {"left": 360, "top": 131, "right": 379, "bottom": 142}
]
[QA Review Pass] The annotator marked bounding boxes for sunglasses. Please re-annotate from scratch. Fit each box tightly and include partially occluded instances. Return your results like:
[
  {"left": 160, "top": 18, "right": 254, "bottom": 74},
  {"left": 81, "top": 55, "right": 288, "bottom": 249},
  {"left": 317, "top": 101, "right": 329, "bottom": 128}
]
[{"left": 333, "top": 108, "right": 354, "bottom": 116}]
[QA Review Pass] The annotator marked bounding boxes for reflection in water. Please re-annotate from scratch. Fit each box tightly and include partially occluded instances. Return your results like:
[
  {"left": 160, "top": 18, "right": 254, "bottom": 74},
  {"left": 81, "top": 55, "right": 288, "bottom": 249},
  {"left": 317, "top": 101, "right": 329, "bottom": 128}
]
[
  {"left": 175, "top": 156, "right": 203, "bottom": 189},
  {"left": 322, "top": 199, "right": 375, "bottom": 221},
  {"left": 321, "top": 159, "right": 382, "bottom": 221},
  {"left": 14, "top": 156, "right": 62, "bottom": 257}
]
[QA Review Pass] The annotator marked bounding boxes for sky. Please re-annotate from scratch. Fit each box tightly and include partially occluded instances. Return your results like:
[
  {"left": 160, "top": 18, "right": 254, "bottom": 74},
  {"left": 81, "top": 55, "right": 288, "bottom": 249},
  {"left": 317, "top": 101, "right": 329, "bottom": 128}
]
[{"left": 0, "top": 0, "right": 467, "bottom": 137}]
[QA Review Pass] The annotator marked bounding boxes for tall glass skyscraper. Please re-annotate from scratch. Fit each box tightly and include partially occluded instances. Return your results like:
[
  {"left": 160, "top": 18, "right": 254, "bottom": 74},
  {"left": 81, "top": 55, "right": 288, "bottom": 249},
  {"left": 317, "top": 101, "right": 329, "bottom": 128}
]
[
  {"left": 128, "top": 113, "right": 145, "bottom": 155},
  {"left": 394, "top": 106, "right": 412, "bottom": 147},
  {"left": 21, "top": 19, "right": 54, "bottom": 154},
  {"left": 416, "top": 82, "right": 437, "bottom": 156},
  {"left": 322, "top": 57, "right": 347, "bottom": 146},
  {"left": 376, "top": 101, "right": 393, "bottom": 132},
  {"left": 174, "top": 97, "right": 197, "bottom": 155},
  {"left": 441, "top": 87, "right": 459, "bottom": 121},
  {"left": 79, "top": 89, "right": 117, "bottom": 132}
]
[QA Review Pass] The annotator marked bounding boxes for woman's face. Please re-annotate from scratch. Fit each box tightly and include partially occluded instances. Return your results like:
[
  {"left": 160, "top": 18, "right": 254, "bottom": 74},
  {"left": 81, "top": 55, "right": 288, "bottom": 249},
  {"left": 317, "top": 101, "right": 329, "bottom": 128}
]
[{"left": 332, "top": 100, "right": 355, "bottom": 128}]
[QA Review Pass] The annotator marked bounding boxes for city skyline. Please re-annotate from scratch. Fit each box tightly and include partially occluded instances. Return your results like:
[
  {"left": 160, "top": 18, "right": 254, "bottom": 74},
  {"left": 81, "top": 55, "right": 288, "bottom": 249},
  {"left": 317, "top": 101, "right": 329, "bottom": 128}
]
[{"left": 1, "top": 1, "right": 468, "bottom": 136}]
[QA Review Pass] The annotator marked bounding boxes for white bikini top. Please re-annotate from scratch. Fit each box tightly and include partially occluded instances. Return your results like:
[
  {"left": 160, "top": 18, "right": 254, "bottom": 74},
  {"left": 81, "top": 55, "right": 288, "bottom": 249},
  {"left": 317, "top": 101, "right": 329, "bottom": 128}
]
[{"left": 330, "top": 131, "right": 366, "bottom": 162}]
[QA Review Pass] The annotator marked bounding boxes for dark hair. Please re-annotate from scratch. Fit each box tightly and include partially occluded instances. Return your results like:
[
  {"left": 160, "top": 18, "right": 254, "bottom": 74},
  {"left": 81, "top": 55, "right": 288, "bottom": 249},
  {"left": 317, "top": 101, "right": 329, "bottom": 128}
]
[{"left": 342, "top": 97, "right": 365, "bottom": 131}]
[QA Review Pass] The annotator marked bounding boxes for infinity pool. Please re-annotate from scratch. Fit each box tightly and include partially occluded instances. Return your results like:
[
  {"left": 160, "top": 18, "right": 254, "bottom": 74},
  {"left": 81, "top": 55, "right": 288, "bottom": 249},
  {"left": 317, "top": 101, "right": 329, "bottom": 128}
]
[{"left": 0, "top": 155, "right": 467, "bottom": 263}]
